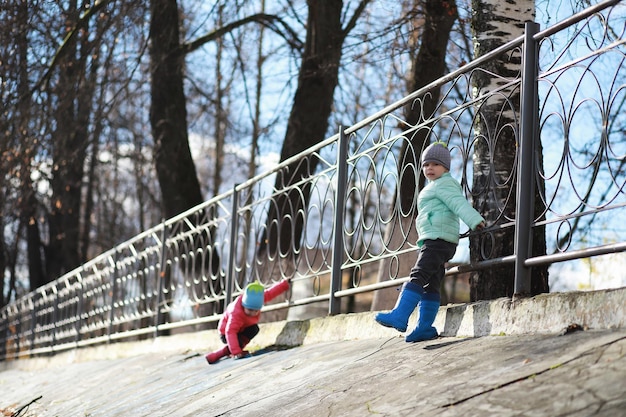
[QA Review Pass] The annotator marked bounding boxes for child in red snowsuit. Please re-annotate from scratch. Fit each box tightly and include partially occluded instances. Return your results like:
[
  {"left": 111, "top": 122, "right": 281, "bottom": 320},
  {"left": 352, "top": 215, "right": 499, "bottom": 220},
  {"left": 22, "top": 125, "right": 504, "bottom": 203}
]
[{"left": 205, "top": 279, "right": 290, "bottom": 364}]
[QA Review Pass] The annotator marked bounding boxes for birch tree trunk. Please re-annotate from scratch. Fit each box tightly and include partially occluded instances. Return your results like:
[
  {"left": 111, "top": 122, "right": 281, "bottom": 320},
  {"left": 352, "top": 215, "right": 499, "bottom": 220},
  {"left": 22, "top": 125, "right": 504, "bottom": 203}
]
[{"left": 469, "top": 0, "right": 548, "bottom": 300}]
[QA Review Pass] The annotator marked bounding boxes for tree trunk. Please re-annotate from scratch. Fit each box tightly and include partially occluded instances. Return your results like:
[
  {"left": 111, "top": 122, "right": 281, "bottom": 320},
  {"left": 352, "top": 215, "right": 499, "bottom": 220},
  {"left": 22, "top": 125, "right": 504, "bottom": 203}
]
[
  {"left": 149, "top": 0, "right": 204, "bottom": 219},
  {"left": 14, "top": 0, "right": 46, "bottom": 289},
  {"left": 0, "top": 3, "right": 16, "bottom": 306},
  {"left": 0, "top": 214, "right": 5, "bottom": 306},
  {"left": 372, "top": 0, "right": 458, "bottom": 310},
  {"left": 149, "top": 0, "right": 221, "bottom": 327},
  {"left": 258, "top": 0, "right": 349, "bottom": 258},
  {"left": 47, "top": 2, "right": 94, "bottom": 280},
  {"left": 212, "top": 4, "right": 227, "bottom": 198},
  {"left": 469, "top": 0, "right": 548, "bottom": 300},
  {"left": 240, "top": 0, "right": 267, "bottom": 285}
]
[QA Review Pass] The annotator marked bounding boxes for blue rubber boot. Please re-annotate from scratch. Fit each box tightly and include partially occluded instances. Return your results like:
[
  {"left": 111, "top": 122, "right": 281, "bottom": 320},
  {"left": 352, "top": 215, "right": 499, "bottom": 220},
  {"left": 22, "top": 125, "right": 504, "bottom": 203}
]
[
  {"left": 406, "top": 292, "right": 440, "bottom": 342},
  {"left": 375, "top": 282, "right": 423, "bottom": 332}
]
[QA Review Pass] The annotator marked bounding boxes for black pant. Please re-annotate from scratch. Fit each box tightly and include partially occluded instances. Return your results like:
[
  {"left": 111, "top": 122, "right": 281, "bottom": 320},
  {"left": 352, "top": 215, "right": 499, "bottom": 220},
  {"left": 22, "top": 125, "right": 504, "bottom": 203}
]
[
  {"left": 409, "top": 239, "right": 457, "bottom": 295},
  {"left": 220, "top": 324, "right": 260, "bottom": 346}
]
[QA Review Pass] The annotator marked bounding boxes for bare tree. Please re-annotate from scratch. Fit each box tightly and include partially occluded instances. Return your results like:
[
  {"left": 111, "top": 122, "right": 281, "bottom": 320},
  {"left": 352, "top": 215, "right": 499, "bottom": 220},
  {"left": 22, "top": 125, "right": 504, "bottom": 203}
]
[
  {"left": 16, "top": 1, "right": 47, "bottom": 291},
  {"left": 48, "top": 3, "right": 121, "bottom": 279},
  {"left": 258, "top": 0, "right": 371, "bottom": 259},
  {"left": 372, "top": 0, "right": 460, "bottom": 310},
  {"left": 149, "top": 0, "right": 204, "bottom": 219}
]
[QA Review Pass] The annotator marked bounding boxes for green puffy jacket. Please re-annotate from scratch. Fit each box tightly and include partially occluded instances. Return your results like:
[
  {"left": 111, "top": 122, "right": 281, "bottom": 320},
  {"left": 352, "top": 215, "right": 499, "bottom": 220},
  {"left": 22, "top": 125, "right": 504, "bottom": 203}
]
[{"left": 416, "top": 172, "right": 484, "bottom": 246}]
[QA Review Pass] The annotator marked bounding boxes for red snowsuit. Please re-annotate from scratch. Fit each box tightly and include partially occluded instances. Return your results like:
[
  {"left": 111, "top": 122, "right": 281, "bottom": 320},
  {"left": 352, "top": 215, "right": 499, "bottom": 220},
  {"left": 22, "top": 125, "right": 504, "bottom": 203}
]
[{"left": 218, "top": 279, "right": 290, "bottom": 356}]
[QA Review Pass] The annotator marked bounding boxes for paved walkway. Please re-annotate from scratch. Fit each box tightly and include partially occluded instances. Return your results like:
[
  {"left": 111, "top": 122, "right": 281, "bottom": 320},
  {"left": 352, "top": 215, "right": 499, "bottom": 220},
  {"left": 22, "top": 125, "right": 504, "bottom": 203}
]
[{"left": 1, "top": 289, "right": 625, "bottom": 416}]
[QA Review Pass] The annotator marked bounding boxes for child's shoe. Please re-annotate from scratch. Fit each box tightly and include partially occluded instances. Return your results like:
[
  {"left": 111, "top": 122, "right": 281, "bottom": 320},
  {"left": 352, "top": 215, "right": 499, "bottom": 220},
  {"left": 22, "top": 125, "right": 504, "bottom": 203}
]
[
  {"left": 205, "top": 345, "right": 230, "bottom": 364},
  {"left": 375, "top": 282, "right": 422, "bottom": 332},
  {"left": 406, "top": 292, "right": 440, "bottom": 342}
]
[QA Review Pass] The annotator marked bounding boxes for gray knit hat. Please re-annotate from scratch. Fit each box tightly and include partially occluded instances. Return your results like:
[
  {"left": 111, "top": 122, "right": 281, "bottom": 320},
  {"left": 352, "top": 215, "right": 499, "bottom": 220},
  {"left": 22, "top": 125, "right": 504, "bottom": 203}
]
[{"left": 421, "top": 141, "right": 451, "bottom": 171}]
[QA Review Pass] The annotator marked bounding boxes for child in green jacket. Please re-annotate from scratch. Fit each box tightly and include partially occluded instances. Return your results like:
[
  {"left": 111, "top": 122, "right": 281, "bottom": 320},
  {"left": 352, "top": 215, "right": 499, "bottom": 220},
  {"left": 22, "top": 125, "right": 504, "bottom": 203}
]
[{"left": 375, "top": 141, "right": 485, "bottom": 342}]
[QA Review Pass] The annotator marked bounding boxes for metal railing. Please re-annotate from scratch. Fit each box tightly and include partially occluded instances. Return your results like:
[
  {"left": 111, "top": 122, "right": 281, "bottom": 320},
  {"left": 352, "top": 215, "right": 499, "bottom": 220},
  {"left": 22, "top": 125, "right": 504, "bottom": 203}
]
[{"left": 1, "top": 0, "right": 624, "bottom": 360}]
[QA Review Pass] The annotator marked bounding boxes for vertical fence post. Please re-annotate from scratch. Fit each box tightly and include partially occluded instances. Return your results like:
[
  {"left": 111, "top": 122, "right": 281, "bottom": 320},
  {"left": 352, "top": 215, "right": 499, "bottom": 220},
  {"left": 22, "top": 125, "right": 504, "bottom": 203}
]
[
  {"left": 15, "top": 304, "right": 23, "bottom": 360},
  {"left": 29, "top": 295, "right": 36, "bottom": 355},
  {"left": 76, "top": 272, "right": 84, "bottom": 345},
  {"left": 18, "top": 302, "right": 25, "bottom": 359},
  {"left": 0, "top": 310, "right": 8, "bottom": 360},
  {"left": 0, "top": 310, "right": 6, "bottom": 360},
  {"left": 107, "top": 251, "right": 119, "bottom": 343},
  {"left": 52, "top": 287, "right": 58, "bottom": 351},
  {"left": 514, "top": 21, "right": 540, "bottom": 298},
  {"left": 154, "top": 219, "right": 168, "bottom": 338},
  {"left": 329, "top": 127, "right": 349, "bottom": 315},
  {"left": 225, "top": 184, "right": 240, "bottom": 309}
]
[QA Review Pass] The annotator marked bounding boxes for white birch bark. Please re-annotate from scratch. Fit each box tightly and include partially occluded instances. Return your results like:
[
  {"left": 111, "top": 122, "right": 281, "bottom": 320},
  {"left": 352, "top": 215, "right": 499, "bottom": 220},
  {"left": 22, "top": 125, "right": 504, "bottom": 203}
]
[{"left": 469, "top": 0, "right": 535, "bottom": 299}]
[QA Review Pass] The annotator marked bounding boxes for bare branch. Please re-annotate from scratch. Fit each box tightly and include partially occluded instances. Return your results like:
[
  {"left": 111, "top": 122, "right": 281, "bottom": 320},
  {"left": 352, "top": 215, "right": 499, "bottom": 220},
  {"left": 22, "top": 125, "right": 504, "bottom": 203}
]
[
  {"left": 181, "top": 13, "right": 303, "bottom": 56},
  {"left": 343, "top": 0, "right": 373, "bottom": 37},
  {"left": 32, "top": 0, "right": 111, "bottom": 93}
]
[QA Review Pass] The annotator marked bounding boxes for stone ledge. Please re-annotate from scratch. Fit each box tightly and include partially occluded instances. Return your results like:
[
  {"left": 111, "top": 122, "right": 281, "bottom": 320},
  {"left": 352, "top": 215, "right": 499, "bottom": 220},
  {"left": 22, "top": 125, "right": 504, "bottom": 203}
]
[{"left": 2, "top": 287, "right": 624, "bottom": 371}]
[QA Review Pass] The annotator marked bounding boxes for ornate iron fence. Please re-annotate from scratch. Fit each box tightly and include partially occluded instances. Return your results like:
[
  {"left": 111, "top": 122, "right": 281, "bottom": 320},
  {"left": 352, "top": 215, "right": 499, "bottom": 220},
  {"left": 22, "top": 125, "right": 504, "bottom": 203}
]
[{"left": 1, "top": 0, "right": 624, "bottom": 360}]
